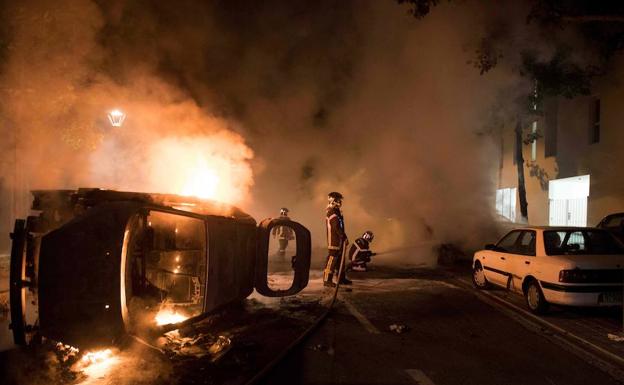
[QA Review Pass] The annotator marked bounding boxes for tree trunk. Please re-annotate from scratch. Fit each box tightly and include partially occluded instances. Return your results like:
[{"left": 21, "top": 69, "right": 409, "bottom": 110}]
[{"left": 515, "top": 118, "right": 529, "bottom": 222}]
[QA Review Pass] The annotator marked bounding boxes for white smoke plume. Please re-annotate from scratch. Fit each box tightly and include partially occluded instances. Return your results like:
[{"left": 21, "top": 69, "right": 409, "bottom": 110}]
[{"left": 0, "top": 0, "right": 538, "bottom": 262}]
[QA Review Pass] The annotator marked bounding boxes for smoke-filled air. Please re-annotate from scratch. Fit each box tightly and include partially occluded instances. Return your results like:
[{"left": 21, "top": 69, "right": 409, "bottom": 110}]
[{"left": 0, "top": 0, "right": 531, "bottom": 263}]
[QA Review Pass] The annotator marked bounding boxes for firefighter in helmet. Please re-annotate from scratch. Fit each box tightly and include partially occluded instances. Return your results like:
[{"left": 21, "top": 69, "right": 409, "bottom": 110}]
[
  {"left": 348, "top": 231, "right": 376, "bottom": 272},
  {"left": 272, "top": 207, "right": 294, "bottom": 257},
  {"left": 323, "top": 192, "right": 351, "bottom": 287}
]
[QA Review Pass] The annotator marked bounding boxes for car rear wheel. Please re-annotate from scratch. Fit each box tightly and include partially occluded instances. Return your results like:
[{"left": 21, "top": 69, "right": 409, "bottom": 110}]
[
  {"left": 472, "top": 262, "right": 490, "bottom": 289},
  {"left": 525, "top": 280, "right": 549, "bottom": 314}
]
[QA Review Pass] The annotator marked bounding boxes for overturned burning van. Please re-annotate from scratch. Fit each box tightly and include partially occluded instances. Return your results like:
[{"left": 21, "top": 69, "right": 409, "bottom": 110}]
[{"left": 9, "top": 188, "right": 311, "bottom": 348}]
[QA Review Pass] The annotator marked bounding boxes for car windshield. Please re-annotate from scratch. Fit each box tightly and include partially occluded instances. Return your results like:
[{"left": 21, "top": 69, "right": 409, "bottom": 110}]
[
  {"left": 543, "top": 230, "right": 624, "bottom": 255},
  {"left": 601, "top": 214, "right": 624, "bottom": 229}
]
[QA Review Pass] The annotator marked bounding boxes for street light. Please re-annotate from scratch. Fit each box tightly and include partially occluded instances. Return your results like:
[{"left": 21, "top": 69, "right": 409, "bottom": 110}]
[{"left": 107, "top": 109, "right": 126, "bottom": 127}]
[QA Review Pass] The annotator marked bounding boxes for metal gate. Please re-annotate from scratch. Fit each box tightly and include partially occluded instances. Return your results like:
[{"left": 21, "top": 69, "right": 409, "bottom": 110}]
[
  {"left": 548, "top": 175, "right": 590, "bottom": 227},
  {"left": 549, "top": 197, "right": 587, "bottom": 226}
]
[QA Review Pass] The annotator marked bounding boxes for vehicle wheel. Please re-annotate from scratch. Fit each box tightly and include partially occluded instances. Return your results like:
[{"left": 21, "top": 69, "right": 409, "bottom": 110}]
[
  {"left": 472, "top": 262, "right": 490, "bottom": 289},
  {"left": 525, "top": 280, "right": 549, "bottom": 314}
]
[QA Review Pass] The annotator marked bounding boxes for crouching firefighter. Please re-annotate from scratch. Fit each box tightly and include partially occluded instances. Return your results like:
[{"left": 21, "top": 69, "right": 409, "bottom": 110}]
[
  {"left": 323, "top": 192, "right": 351, "bottom": 287},
  {"left": 272, "top": 207, "right": 295, "bottom": 257},
  {"left": 348, "top": 231, "right": 376, "bottom": 272}
]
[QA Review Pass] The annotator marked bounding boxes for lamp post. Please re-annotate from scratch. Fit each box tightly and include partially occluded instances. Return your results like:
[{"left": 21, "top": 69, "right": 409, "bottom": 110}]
[
  {"left": 107, "top": 109, "right": 126, "bottom": 127},
  {"left": 107, "top": 109, "right": 125, "bottom": 189}
]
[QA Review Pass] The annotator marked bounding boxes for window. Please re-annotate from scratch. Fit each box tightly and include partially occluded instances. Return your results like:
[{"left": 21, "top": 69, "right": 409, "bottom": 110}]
[
  {"left": 531, "top": 122, "right": 538, "bottom": 161},
  {"left": 496, "top": 231, "right": 522, "bottom": 253},
  {"left": 544, "top": 230, "right": 624, "bottom": 255},
  {"left": 495, "top": 230, "right": 535, "bottom": 255},
  {"left": 144, "top": 211, "right": 206, "bottom": 307},
  {"left": 589, "top": 98, "right": 600, "bottom": 144},
  {"left": 125, "top": 211, "right": 207, "bottom": 327},
  {"left": 531, "top": 80, "right": 538, "bottom": 161},
  {"left": 517, "top": 231, "right": 536, "bottom": 256},
  {"left": 602, "top": 214, "right": 624, "bottom": 229},
  {"left": 496, "top": 187, "right": 517, "bottom": 222}
]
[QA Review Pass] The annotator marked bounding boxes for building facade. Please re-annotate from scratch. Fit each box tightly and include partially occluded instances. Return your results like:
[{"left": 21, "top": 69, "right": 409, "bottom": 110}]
[{"left": 496, "top": 56, "right": 624, "bottom": 227}]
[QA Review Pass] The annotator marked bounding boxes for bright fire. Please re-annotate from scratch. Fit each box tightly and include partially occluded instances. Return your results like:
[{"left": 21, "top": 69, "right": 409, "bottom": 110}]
[
  {"left": 181, "top": 155, "right": 220, "bottom": 199},
  {"left": 155, "top": 309, "right": 188, "bottom": 325},
  {"left": 90, "top": 133, "right": 253, "bottom": 206},
  {"left": 76, "top": 348, "right": 119, "bottom": 379},
  {"left": 82, "top": 349, "right": 113, "bottom": 364},
  {"left": 146, "top": 136, "right": 254, "bottom": 204}
]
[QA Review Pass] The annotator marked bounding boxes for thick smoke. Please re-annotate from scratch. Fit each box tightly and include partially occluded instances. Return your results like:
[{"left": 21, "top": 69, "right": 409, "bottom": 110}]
[{"left": 1, "top": 0, "right": 531, "bottom": 262}]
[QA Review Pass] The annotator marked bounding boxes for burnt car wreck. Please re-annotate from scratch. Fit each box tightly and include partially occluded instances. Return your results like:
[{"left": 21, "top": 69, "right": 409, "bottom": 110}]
[{"left": 10, "top": 188, "right": 311, "bottom": 348}]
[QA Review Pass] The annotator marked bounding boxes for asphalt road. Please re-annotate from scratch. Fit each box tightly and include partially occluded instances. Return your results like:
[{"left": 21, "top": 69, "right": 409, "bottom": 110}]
[
  {"left": 1, "top": 264, "right": 623, "bottom": 385},
  {"left": 261, "top": 267, "right": 623, "bottom": 385}
]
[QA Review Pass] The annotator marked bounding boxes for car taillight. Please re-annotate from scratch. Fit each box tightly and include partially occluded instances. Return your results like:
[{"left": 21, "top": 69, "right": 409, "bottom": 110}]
[{"left": 560, "top": 269, "right": 623, "bottom": 283}]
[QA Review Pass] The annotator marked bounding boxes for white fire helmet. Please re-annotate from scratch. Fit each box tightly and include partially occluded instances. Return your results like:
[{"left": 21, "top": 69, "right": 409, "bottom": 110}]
[
  {"left": 327, "top": 192, "right": 343, "bottom": 208},
  {"left": 362, "top": 231, "right": 374, "bottom": 242}
]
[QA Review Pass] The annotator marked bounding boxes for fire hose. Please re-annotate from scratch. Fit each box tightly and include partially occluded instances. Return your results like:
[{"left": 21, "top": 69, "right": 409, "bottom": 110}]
[{"left": 243, "top": 239, "right": 349, "bottom": 385}]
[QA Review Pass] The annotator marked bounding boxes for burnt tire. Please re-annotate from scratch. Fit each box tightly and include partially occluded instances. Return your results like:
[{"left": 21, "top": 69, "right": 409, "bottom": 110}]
[
  {"left": 472, "top": 262, "right": 490, "bottom": 289},
  {"left": 525, "top": 280, "right": 549, "bottom": 314}
]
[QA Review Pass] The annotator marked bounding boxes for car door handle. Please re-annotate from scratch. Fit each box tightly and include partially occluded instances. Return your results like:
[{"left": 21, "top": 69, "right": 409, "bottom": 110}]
[
  {"left": 525, "top": 261, "right": 530, "bottom": 265},
  {"left": 500, "top": 257, "right": 506, "bottom": 260}
]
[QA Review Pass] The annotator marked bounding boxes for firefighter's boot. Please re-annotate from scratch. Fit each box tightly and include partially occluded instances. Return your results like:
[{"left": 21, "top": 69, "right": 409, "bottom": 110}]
[
  {"left": 338, "top": 270, "right": 352, "bottom": 285},
  {"left": 323, "top": 274, "right": 336, "bottom": 288}
]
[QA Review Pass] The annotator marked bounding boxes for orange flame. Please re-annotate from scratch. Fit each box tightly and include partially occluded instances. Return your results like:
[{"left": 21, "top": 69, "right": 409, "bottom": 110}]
[
  {"left": 147, "top": 137, "right": 253, "bottom": 205},
  {"left": 154, "top": 309, "right": 188, "bottom": 325},
  {"left": 81, "top": 349, "right": 113, "bottom": 364},
  {"left": 77, "top": 348, "right": 119, "bottom": 378}
]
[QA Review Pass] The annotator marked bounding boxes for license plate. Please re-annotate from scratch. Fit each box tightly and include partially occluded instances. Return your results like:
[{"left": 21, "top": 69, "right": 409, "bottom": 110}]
[{"left": 601, "top": 292, "right": 623, "bottom": 304}]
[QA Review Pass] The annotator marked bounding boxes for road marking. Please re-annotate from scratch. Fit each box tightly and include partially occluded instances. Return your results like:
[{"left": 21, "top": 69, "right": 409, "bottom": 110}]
[
  {"left": 405, "top": 369, "right": 436, "bottom": 385},
  {"left": 454, "top": 277, "right": 624, "bottom": 381},
  {"left": 456, "top": 277, "right": 624, "bottom": 366},
  {"left": 340, "top": 296, "right": 381, "bottom": 334}
]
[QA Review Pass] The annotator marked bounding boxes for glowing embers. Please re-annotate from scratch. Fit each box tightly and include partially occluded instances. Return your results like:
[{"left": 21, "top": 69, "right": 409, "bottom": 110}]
[
  {"left": 81, "top": 348, "right": 114, "bottom": 364},
  {"left": 55, "top": 343, "right": 120, "bottom": 379},
  {"left": 78, "top": 348, "right": 119, "bottom": 379},
  {"left": 155, "top": 308, "right": 189, "bottom": 326}
]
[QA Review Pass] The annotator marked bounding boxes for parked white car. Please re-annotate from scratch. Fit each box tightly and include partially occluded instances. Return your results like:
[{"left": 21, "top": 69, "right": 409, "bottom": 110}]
[{"left": 472, "top": 227, "right": 624, "bottom": 314}]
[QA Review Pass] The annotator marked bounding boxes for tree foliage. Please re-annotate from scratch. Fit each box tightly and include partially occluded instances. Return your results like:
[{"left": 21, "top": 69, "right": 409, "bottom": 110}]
[
  {"left": 396, "top": 0, "right": 442, "bottom": 19},
  {"left": 398, "top": 0, "right": 624, "bottom": 222},
  {"left": 400, "top": 0, "right": 624, "bottom": 104}
]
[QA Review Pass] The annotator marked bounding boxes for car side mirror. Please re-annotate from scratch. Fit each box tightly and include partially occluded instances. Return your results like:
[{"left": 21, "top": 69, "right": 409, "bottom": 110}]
[{"left": 485, "top": 243, "right": 497, "bottom": 251}]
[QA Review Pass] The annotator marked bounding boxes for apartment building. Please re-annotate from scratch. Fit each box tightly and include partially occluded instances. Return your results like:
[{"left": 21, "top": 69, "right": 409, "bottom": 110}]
[{"left": 496, "top": 57, "right": 624, "bottom": 227}]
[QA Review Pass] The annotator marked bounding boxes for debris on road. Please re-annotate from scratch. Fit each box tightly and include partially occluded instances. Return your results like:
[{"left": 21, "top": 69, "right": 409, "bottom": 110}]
[
  {"left": 208, "top": 336, "right": 232, "bottom": 362},
  {"left": 162, "top": 331, "right": 233, "bottom": 361},
  {"left": 389, "top": 324, "right": 410, "bottom": 334}
]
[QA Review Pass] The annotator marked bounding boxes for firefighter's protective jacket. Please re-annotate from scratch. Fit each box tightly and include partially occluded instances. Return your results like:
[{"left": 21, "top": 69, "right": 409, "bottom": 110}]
[
  {"left": 326, "top": 207, "right": 346, "bottom": 254},
  {"left": 348, "top": 237, "right": 372, "bottom": 262}
]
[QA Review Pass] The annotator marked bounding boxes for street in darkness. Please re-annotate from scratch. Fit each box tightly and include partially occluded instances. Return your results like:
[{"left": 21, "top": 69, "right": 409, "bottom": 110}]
[
  {"left": 263, "top": 267, "right": 624, "bottom": 385},
  {"left": 2, "top": 1, "right": 624, "bottom": 384}
]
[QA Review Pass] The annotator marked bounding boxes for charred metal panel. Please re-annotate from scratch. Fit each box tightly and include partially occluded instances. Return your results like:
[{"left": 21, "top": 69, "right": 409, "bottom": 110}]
[
  {"left": 204, "top": 217, "right": 256, "bottom": 312},
  {"left": 38, "top": 202, "right": 139, "bottom": 347},
  {"left": 11, "top": 188, "right": 311, "bottom": 348}
]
